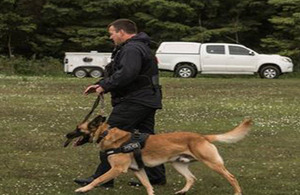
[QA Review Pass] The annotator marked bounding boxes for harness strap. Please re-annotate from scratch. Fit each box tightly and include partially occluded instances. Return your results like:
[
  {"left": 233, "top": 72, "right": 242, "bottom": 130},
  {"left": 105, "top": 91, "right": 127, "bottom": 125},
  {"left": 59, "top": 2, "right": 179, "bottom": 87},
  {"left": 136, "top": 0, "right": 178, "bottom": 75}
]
[
  {"left": 105, "top": 130, "right": 149, "bottom": 169},
  {"left": 133, "top": 148, "right": 144, "bottom": 169}
]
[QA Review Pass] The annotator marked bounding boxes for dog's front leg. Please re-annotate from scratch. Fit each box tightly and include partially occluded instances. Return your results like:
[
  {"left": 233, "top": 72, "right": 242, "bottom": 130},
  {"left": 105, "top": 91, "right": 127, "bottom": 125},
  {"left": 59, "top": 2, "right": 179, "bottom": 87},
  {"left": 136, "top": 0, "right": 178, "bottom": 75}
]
[
  {"left": 133, "top": 169, "right": 154, "bottom": 195},
  {"left": 75, "top": 166, "right": 124, "bottom": 193},
  {"left": 75, "top": 154, "right": 131, "bottom": 193}
]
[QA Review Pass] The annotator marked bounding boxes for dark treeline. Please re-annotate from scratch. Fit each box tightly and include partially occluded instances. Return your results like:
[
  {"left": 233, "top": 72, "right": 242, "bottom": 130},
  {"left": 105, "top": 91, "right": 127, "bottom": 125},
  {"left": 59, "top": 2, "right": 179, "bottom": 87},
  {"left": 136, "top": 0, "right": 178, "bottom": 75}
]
[{"left": 0, "top": 0, "right": 299, "bottom": 70}]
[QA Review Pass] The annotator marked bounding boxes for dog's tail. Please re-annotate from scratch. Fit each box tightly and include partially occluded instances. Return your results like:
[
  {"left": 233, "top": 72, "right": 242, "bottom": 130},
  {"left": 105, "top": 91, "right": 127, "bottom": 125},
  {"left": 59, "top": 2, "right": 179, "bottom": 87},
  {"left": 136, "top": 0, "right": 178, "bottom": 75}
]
[{"left": 204, "top": 118, "right": 252, "bottom": 143}]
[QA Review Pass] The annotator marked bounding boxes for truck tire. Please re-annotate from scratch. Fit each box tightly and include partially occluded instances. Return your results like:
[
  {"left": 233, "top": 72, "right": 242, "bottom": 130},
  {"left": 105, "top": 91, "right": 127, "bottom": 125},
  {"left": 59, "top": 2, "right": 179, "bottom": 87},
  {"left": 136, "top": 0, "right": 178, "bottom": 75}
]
[
  {"left": 89, "top": 68, "right": 103, "bottom": 78},
  {"left": 175, "top": 64, "right": 196, "bottom": 78},
  {"left": 259, "top": 66, "right": 280, "bottom": 79},
  {"left": 73, "top": 68, "right": 88, "bottom": 78}
]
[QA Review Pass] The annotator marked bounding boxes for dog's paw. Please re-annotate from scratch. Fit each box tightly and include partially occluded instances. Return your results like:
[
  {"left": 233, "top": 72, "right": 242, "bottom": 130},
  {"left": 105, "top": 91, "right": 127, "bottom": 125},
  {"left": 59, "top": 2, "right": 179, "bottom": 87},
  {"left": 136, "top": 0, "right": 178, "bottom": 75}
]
[
  {"left": 175, "top": 190, "right": 187, "bottom": 195},
  {"left": 75, "top": 188, "right": 83, "bottom": 193},
  {"left": 75, "top": 186, "right": 93, "bottom": 193}
]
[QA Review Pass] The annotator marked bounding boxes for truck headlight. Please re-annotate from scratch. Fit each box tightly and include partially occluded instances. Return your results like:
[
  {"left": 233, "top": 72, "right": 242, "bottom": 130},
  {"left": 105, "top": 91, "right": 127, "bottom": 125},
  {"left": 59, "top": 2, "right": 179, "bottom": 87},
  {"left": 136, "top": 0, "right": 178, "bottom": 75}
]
[{"left": 282, "top": 57, "right": 292, "bottom": 63}]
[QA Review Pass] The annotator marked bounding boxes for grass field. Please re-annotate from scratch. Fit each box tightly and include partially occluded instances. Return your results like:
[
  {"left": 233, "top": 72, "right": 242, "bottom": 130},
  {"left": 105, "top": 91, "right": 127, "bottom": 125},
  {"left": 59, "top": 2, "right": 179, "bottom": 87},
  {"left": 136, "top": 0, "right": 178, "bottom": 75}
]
[{"left": 0, "top": 75, "right": 299, "bottom": 195}]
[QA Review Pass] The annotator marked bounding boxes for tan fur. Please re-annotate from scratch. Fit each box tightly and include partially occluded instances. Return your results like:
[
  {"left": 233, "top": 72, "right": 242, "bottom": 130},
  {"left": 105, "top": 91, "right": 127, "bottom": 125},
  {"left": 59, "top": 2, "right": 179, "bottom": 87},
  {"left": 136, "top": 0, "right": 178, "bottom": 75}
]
[
  {"left": 204, "top": 118, "right": 252, "bottom": 143},
  {"left": 74, "top": 118, "right": 252, "bottom": 195}
]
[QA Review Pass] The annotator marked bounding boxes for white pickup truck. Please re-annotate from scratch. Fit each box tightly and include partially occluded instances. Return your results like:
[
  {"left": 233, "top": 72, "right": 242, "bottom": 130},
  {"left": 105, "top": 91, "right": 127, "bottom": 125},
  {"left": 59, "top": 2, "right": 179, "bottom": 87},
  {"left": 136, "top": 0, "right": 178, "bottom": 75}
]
[
  {"left": 64, "top": 51, "right": 111, "bottom": 78},
  {"left": 156, "top": 42, "right": 294, "bottom": 78}
]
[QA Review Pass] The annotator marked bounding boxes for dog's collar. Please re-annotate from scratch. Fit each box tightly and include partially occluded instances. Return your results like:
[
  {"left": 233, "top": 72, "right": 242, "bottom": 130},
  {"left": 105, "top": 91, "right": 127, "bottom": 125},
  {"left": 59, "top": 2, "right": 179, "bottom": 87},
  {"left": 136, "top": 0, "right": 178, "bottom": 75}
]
[{"left": 96, "top": 127, "right": 111, "bottom": 144}]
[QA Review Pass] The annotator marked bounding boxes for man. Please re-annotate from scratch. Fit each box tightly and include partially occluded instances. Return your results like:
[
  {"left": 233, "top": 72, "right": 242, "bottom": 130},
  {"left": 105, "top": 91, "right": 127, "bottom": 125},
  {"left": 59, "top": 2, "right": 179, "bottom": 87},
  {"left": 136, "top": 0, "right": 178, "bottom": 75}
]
[{"left": 74, "top": 19, "right": 166, "bottom": 188}]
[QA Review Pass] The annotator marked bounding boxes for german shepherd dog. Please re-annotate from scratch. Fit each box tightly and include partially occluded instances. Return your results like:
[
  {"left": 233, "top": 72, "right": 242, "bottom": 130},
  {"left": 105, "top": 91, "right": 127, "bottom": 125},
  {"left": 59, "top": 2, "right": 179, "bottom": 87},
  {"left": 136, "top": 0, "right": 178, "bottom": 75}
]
[{"left": 64, "top": 115, "right": 251, "bottom": 195}]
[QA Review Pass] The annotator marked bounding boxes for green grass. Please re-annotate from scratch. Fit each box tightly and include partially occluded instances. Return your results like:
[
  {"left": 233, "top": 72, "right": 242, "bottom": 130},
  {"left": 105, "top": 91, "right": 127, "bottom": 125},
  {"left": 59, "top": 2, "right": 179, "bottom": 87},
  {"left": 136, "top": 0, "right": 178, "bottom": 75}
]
[{"left": 0, "top": 75, "right": 299, "bottom": 195}]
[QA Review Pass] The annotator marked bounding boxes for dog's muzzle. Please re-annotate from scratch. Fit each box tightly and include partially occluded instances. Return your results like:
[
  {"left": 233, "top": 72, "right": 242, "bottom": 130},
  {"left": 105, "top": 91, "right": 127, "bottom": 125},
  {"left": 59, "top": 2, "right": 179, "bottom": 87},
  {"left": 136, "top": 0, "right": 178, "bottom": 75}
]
[{"left": 64, "top": 127, "right": 86, "bottom": 147}]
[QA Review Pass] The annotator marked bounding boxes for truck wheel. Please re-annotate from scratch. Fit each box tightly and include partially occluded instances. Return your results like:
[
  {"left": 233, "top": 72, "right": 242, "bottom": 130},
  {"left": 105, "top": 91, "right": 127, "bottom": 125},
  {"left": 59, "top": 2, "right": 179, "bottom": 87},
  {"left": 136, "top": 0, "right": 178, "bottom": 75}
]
[
  {"left": 175, "top": 65, "right": 196, "bottom": 78},
  {"left": 89, "top": 69, "right": 103, "bottom": 78},
  {"left": 73, "top": 68, "right": 88, "bottom": 78},
  {"left": 259, "top": 66, "right": 280, "bottom": 79}
]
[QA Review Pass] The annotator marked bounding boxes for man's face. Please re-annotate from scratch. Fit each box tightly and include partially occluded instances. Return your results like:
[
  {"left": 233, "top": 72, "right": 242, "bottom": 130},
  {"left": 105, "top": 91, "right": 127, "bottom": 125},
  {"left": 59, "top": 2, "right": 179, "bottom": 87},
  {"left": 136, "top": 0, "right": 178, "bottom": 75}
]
[{"left": 108, "top": 26, "right": 124, "bottom": 45}]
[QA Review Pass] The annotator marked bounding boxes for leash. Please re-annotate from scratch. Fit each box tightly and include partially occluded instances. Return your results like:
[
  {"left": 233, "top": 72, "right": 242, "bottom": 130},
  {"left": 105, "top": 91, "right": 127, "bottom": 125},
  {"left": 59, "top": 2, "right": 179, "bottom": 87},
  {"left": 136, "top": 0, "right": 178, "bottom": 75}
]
[
  {"left": 99, "top": 93, "right": 105, "bottom": 115},
  {"left": 82, "top": 93, "right": 105, "bottom": 123}
]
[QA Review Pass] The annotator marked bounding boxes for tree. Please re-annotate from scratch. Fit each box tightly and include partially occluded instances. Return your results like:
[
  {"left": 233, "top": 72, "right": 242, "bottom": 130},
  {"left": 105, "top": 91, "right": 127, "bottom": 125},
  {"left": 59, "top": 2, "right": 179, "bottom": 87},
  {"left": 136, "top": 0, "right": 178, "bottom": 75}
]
[
  {"left": 29, "top": 0, "right": 120, "bottom": 58},
  {"left": 0, "top": 0, "right": 298, "bottom": 72},
  {"left": 261, "top": 0, "right": 300, "bottom": 69},
  {"left": 181, "top": 0, "right": 273, "bottom": 51},
  {"left": 0, "top": 0, "right": 36, "bottom": 58}
]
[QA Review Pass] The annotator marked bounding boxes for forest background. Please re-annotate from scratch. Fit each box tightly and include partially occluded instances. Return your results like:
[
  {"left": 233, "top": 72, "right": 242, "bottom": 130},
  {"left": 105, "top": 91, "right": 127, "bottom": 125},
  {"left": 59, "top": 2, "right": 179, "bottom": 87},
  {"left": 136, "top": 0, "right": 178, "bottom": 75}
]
[{"left": 0, "top": 0, "right": 300, "bottom": 75}]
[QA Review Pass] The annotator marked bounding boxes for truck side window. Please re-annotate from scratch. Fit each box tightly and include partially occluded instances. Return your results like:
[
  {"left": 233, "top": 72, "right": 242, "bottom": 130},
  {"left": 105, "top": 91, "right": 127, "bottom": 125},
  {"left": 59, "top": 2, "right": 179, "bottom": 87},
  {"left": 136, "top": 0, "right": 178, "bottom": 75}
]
[
  {"left": 206, "top": 45, "right": 225, "bottom": 54},
  {"left": 229, "top": 46, "right": 250, "bottom": 55}
]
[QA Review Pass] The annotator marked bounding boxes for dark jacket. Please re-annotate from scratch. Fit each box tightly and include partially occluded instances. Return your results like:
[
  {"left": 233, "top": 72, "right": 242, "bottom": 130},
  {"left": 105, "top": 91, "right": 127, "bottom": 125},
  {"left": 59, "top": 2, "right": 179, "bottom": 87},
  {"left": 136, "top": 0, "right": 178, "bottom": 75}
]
[{"left": 98, "top": 32, "right": 162, "bottom": 109}]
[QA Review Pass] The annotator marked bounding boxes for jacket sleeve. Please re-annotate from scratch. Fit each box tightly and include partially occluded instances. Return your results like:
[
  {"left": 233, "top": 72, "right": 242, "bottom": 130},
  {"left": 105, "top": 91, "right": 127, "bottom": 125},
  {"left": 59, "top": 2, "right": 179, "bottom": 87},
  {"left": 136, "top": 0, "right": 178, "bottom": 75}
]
[{"left": 98, "top": 46, "right": 142, "bottom": 93}]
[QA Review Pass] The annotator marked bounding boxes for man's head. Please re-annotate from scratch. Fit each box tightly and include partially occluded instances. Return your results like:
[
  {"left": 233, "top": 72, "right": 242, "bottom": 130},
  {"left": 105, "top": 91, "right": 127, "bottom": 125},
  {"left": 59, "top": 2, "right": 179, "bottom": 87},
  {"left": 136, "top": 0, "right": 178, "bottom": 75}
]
[{"left": 108, "top": 19, "right": 137, "bottom": 45}]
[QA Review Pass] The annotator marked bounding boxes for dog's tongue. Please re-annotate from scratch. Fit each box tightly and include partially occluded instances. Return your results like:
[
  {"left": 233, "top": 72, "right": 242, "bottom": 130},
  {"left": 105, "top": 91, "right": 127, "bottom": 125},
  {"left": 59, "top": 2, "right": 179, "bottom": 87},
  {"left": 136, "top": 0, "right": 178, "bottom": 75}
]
[{"left": 73, "top": 137, "right": 83, "bottom": 147}]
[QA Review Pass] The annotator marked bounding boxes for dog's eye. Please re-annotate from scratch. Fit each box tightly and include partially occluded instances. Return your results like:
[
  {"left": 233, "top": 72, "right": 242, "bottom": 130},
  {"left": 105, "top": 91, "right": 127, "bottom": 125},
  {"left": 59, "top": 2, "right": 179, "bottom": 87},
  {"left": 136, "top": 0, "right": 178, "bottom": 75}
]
[{"left": 88, "top": 123, "right": 97, "bottom": 130}]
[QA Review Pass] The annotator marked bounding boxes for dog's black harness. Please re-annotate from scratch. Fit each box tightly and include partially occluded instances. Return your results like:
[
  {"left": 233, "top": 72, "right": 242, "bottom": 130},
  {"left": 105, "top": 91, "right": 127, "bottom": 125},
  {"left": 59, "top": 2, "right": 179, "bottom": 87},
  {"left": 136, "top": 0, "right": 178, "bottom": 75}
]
[{"left": 97, "top": 129, "right": 149, "bottom": 169}]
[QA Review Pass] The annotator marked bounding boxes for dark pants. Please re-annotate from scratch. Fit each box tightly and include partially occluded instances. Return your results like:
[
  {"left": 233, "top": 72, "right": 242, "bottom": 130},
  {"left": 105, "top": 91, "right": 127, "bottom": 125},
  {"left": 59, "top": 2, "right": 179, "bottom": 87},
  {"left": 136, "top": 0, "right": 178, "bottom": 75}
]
[{"left": 93, "top": 102, "right": 166, "bottom": 184}]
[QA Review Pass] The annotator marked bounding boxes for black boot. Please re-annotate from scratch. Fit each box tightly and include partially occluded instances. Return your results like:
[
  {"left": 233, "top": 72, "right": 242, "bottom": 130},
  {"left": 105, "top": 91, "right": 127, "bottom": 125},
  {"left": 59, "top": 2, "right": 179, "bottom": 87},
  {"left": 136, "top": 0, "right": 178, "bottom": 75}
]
[
  {"left": 74, "top": 176, "right": 114, "bottom": 188},
  {"left": 74, "top": 176, "right": 94, "bottom": 186}
]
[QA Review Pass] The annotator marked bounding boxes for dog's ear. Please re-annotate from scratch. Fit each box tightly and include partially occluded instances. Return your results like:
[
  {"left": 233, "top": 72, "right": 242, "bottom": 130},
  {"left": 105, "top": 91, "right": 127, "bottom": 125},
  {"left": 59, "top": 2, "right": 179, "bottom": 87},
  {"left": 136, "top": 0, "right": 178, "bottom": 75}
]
[{"left": 88, "top": 115, "right": 105, "bottom": 129}]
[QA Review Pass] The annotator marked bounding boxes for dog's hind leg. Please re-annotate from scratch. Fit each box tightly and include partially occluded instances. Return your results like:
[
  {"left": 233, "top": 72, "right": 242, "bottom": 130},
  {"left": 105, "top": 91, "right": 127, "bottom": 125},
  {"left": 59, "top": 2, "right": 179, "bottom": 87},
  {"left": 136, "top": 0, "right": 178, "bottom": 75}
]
[
  {"left": 193, "top": 142, "right": 242, "bottom": 195},
  {"left": 133, "top": 168, "right": 154, "bottom": 195},
  {"left": 172, "top": 162, "right": 196, "bottom": 194},
  {"left": 203, "top": 159, "right": 242, "bottom": 195}
]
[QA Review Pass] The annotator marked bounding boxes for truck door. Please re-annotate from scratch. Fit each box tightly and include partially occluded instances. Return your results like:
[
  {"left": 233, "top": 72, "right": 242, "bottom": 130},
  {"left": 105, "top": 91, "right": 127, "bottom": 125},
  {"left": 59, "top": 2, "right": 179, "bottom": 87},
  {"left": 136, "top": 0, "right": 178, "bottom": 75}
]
[
  {"left": 201, "top": 45, "right": 228, "bottom": 72},
  {"left": 226, "top": 45, "right": 258, "bottom": 72}
]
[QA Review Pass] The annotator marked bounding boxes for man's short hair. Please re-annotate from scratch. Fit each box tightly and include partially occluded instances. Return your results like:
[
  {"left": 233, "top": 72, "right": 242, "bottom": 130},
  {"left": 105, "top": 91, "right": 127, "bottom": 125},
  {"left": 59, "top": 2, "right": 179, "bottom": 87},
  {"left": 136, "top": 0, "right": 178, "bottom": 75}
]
[{"left": 108, "top": 19, "right": 137, "bottom": 34}]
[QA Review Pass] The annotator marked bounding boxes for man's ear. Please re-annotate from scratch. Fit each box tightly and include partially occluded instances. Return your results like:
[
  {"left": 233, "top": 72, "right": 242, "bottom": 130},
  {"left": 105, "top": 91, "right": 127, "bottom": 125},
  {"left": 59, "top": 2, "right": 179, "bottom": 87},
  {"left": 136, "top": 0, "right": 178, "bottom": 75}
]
[{"left": 119, "top": 29, "right": 126, "bottom": 36}]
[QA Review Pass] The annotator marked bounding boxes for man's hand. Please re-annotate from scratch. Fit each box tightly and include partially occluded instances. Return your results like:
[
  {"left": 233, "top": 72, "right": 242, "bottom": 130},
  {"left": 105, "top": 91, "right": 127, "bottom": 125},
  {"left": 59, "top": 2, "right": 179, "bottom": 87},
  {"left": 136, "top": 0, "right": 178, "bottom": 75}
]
[
  {"left": 95, "top": 86, "right": 104, "bottom": 94},
  {"left": 84, "top": 85, "right": 104, "bottom": 95}
]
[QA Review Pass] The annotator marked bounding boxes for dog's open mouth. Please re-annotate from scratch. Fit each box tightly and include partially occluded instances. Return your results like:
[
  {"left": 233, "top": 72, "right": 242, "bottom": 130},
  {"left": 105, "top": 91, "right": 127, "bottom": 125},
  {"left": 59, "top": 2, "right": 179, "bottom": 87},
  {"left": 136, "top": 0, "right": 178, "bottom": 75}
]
[
  {"left": 64, "top": 135, "right": 89, "bottom": 147},
  {"left": 73, "top": 136, "right": 83, "bottom": 147},
  {"left": 71, "top": 135, "right": 90, "bottom": 147},
  {"left": 64, "top": 128, "right": 91, "bottom": 147},
  {"left": 64, "top": 135, "right": 90, "bottom": 147}
]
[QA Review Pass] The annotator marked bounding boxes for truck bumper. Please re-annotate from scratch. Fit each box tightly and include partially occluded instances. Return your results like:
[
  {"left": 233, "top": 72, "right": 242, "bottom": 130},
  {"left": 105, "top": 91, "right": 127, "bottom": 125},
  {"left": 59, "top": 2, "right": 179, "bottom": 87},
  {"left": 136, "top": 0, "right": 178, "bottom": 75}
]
[{"left": 280, "top": 61, "right": 293, "bottom": 73}]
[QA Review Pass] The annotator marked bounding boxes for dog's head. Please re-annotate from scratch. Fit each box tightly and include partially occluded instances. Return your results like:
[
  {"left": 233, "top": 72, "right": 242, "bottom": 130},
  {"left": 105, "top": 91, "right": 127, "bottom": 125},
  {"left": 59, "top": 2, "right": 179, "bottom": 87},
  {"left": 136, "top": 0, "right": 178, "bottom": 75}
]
[{"left": 64, "top": 115, "right": 106, "bottom": 147}]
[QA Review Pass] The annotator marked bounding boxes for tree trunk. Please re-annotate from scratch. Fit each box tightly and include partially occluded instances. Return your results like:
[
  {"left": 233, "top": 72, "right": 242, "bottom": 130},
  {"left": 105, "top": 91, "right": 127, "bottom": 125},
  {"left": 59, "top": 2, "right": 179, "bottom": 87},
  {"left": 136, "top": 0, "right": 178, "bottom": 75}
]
[
  {"left": 8, "top": 34, "right": 13, "bottom": 58},
  {"left": 234, "top": 15, "right": 239, "bottom": 43},
  {"left": 198, "top": 15, "right": 204, "bottom": 42}
]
